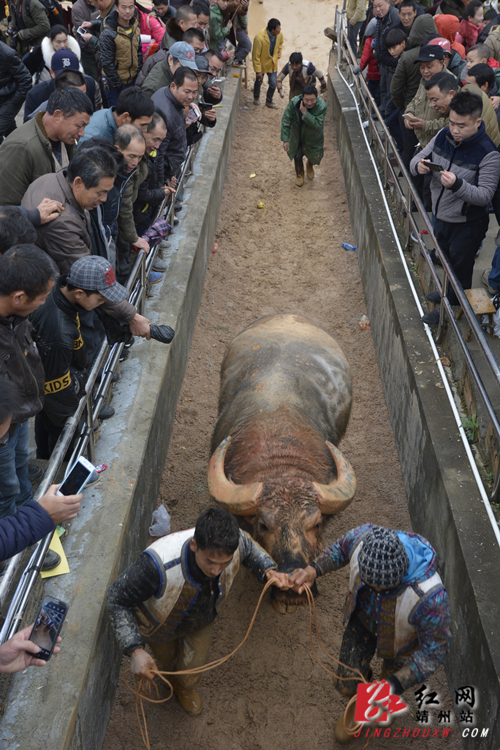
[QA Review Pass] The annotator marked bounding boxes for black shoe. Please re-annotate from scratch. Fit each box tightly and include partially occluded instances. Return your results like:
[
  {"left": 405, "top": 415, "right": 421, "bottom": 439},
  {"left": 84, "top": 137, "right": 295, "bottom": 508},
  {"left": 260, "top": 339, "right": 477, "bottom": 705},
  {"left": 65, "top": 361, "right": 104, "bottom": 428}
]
[
  {"left": 98, "top": 403, "right": 115, "bottom": 419},
  {"left": 119, "top": 347, "right": 130, "bottom": 362},
  {"left": 422, "top": 310, "right": 440, "bottom": 325},
  {"left": 96, "top": 368, "right": 120, "bottom": 384},
  {"left": 426, "top": 291, "right": 441, "bottom": 304},
  {"left": 42, "top": 550, "right": 61, "bottom": 571},
  {"left": 430, "top": 250, "right": 442, "bottom": 267},
  {"left": 175, "top": 203, "right": 183, "bottom": 212},
  {"left": 28, "top": 464, "right": 43, "bottom": 483}
]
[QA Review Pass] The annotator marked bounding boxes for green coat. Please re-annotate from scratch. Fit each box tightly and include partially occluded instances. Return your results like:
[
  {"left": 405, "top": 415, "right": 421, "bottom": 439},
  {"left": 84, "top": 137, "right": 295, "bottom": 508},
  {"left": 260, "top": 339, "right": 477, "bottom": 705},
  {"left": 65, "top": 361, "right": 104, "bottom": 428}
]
[{"left": 280, "top": 95, "right": 327, "bottom": 165}]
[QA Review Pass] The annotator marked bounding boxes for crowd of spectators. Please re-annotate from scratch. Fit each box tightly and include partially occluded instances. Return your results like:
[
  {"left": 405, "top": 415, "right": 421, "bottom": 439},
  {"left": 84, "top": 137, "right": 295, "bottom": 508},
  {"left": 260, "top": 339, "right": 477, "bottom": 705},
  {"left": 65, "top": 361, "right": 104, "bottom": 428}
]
[
  {"left": 0, "top": 0, "right": 276, "bottom": 669},
  {"left": 337, "top": 0, "right": 500, "bottom": 323}
]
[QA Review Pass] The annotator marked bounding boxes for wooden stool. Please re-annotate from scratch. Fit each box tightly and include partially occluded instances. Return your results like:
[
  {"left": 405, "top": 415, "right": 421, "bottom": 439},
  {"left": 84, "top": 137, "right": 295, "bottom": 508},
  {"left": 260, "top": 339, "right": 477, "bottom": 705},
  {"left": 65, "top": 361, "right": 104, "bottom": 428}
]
[{"left": 456, "top": 288, "right": 496, "bottom": 341}]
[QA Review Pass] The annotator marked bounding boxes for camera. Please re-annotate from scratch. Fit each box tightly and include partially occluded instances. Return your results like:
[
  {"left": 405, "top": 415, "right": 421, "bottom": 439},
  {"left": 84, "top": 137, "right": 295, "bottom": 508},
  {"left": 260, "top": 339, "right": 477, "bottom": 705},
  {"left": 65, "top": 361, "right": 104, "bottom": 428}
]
[{"left": 5, "top": 28, "right": 17, "bottom": 37}]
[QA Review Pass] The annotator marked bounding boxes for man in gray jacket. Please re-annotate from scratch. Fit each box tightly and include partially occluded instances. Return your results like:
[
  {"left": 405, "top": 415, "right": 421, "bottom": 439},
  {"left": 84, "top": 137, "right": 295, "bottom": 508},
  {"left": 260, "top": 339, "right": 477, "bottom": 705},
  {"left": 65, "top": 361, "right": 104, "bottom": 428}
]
[
  {"left": 152, "top": 67, "right": 198, "bottom": 186},
  {"left": 410, "top": 90, "right": 500, "bottom": 324}
]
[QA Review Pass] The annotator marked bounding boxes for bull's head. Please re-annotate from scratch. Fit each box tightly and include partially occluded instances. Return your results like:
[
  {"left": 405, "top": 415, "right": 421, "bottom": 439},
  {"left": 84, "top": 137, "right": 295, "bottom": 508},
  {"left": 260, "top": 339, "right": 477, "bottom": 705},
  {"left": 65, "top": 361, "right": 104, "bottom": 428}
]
[{"left": 207, "top": 437, "right": 356, "bottom": 614}]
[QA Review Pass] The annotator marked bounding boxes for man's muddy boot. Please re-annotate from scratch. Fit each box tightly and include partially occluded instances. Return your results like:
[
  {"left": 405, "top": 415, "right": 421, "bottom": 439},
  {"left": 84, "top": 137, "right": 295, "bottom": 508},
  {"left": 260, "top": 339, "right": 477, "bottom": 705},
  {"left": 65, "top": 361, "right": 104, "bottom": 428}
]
[
  {"left": 334, "top": 700, "right": 356, "bottom": 744},
  {"left": 295, "top": 159, "right": 304, "bottom": 187},
  {"left": 324, "top": 27, "right": 338, "bottom": 43},
  {"left": 306, "top": 160, "right": 315, "bottom": 180},
  {"left": 174, "top": 686, "right": 203, "bottom": 715}
]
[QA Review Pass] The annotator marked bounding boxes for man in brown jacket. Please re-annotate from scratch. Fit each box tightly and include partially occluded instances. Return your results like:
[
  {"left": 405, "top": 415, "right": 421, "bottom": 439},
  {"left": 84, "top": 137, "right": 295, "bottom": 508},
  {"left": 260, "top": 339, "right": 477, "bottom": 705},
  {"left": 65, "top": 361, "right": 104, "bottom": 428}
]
[
  {"left": 21, "top": 147, "right": 151, "bottom": 357},
  {"left": 0, "top": 88, "right": 92, "bottom": 207}
]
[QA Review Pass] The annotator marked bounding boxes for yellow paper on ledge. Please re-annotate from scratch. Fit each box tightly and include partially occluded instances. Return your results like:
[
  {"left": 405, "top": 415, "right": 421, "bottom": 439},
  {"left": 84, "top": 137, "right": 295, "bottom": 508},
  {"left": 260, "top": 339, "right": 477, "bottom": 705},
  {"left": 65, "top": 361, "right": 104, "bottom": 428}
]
[{"left": 40, "top": 531, "right": 70, "bottom": 579}]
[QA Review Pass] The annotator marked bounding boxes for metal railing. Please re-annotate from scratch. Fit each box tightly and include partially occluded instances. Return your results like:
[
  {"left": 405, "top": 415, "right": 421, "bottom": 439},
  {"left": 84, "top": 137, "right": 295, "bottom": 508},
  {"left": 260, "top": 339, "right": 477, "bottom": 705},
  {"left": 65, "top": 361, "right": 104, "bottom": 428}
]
[
  {"left": 0, "top": 143, "right": 198, "bottom": 644},
  {"left": 332, "top": 10, "right": 500, "bottom": 501}
]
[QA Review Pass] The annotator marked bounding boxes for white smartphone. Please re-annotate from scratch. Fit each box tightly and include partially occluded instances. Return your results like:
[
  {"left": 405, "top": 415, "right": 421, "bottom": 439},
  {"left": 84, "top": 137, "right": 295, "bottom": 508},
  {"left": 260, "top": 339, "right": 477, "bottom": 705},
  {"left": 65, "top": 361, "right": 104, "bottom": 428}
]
[
  {"left": 403, "top": 113, "right": 417, "bottom": 120},
  {"left": 56, "top": 456, "right": 95, "bottom": 496},
  {"left": 76, "top": 26, "right": 86, "bottom": 35}
]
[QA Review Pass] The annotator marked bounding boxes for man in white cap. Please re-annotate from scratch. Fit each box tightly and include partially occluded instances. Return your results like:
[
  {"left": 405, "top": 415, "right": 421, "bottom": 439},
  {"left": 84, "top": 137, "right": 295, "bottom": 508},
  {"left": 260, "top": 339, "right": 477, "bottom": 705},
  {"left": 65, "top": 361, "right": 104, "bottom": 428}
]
[
  {"left": 31, "top": 255, "right": 130, "bottom": 458},
  {"left": 291, "top": 524, "right": 451, "bottom": 743}
]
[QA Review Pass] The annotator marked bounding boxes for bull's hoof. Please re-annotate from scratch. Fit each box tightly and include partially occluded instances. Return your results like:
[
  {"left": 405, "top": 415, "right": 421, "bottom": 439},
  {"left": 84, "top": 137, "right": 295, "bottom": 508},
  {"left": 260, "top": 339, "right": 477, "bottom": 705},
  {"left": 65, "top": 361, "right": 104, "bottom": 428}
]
[{"left": 272, "top": 599, "right": 299, "bottom": 614}]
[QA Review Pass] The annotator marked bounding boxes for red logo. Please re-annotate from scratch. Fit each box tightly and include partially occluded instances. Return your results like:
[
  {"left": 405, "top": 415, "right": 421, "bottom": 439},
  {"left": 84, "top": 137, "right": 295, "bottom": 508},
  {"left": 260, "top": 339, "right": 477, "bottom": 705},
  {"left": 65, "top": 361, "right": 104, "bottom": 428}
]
[
  {"left": 104, "top": 267, "right": 116, "bottom": 287},
  {"left": 354, "top": 680, "right": 408, "bottom": 724}
]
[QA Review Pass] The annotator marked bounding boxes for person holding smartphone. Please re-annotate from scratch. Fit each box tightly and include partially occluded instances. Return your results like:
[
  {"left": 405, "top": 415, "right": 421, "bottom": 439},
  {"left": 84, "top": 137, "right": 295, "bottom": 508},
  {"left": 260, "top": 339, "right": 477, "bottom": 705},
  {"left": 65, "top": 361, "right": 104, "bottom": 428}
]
[{"left": 410, "top": 89, "right": 500, "bottom": 325}]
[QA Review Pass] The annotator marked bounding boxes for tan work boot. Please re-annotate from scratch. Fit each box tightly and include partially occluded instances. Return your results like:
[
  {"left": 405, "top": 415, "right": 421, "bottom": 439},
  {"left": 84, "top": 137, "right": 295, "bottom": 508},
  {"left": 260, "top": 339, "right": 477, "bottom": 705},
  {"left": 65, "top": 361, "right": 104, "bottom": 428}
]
[
  {"left": 174, "top": 686, "right": 202, "bottom": 715},
  {"left": 334, "top": 701, "right": 356, "bottom": 744},
  {"left": 306, "top": 160, "right": 315, "bottom": 180},
  {"left": 295, "top": 159, "right": 305, "bottom": 187}
]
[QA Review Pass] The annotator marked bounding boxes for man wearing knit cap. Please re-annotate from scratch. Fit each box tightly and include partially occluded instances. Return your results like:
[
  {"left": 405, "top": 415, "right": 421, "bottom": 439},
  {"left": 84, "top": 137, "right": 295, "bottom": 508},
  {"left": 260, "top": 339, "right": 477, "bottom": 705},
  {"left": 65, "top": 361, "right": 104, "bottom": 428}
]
[{"left": 291, "top": 524, "right": 450, "bottom": 743}]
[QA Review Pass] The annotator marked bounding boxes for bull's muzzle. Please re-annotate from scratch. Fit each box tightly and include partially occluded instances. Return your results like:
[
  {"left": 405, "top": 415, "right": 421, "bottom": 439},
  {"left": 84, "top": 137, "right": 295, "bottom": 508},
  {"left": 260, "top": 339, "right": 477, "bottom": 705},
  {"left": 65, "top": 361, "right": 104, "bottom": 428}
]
[{"left": 270, "top": 581, "right": 318, "bottom": 615}]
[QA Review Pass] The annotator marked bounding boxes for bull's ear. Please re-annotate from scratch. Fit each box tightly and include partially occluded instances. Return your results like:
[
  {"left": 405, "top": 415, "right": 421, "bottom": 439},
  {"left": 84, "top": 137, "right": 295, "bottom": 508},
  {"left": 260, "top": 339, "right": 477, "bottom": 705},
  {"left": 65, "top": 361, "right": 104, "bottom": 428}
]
[
  {"left": 313, "top": 442, "right": 356, "bottom": 514},
  {"left": 207, "top": 436, "right": 263, "bottom": 516}
]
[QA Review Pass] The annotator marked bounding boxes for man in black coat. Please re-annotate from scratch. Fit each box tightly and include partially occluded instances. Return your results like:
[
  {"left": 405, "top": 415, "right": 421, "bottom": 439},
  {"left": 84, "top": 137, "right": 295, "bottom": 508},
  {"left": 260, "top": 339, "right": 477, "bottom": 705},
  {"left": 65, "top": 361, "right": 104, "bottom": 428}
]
[
  {"left": 24, "top": 66, "right": 99, "bottom": 122},
  {"left": 0, "top": 39, "right": 31, "bottom": 142},
  {"left": 373, "top": 0, "right": 400, "bottom": 116},
  {"left": 151, "top": 66, "right": 198, "bottom": 187}
]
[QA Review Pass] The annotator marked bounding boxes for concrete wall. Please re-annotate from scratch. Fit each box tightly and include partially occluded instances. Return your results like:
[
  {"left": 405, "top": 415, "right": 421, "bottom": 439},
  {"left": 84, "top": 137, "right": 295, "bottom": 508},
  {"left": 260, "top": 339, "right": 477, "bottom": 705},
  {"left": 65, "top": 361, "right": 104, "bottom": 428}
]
[
  {"left": 329, "top": 60, "right": 500, "bottom": 746},
  {"left": 0, "top": 76, "right": 241, "bottom": 750}
]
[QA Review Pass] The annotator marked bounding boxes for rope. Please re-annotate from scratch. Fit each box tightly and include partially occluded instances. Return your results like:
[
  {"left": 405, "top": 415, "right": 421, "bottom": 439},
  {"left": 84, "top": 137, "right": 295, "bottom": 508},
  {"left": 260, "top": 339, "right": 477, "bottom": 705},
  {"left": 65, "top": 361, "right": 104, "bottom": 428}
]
[{"left": 123, "top": 578, "right": 373, "bottom": 749}]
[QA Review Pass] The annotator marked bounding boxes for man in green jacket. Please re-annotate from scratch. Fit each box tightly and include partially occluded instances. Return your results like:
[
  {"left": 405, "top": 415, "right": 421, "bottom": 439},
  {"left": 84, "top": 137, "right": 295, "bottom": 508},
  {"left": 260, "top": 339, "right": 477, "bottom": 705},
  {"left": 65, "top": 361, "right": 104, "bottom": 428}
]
[
  {"left": 281, "top": 84, "right": 327, "bottom": 187},
  {"left": 0, "top": 87, "right": 92, "bottom": 206},
  {"left": 8, "top": 0, "right": 50, "bottom": 55}
]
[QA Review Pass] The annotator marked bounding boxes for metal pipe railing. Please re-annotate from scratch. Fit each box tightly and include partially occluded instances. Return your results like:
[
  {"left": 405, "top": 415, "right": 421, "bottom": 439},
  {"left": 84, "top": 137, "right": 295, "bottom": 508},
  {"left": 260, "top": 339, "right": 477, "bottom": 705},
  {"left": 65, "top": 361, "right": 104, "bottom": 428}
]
[
  {"left": 0, "top": 143, "right": 199, "bottom": 643},
  {"left": 333, "top": 11, "right": 500, "bottom": 502}
]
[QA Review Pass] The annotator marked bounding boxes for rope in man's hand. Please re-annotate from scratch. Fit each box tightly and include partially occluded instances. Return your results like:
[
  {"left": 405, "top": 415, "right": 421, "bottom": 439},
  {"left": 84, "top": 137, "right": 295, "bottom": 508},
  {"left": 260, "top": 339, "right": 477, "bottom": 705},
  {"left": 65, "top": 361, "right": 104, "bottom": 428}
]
[{"left": 123, "top": 578, "right": 372, "bottom": 750}]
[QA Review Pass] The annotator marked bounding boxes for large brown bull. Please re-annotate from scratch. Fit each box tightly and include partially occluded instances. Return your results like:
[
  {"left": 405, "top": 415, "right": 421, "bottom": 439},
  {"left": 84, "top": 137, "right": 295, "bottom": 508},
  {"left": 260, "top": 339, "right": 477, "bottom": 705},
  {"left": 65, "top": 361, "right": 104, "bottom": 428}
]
[{"left": 208, "top": 314, "right": 356, "bottom": 613}]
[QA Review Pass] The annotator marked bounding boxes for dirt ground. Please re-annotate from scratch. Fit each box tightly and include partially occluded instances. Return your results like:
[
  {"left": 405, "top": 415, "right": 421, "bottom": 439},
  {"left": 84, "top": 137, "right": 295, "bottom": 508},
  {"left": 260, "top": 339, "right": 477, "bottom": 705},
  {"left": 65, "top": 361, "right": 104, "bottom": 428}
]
[{"left": 102, "top": 1, "right": 462, "bottom": 748}]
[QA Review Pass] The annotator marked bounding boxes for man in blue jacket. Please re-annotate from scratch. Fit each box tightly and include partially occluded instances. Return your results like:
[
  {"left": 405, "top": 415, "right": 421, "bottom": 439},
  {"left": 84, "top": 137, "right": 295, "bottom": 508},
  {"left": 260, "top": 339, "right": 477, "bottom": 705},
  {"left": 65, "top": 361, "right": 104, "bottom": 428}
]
[
  {"left": 0, "top": 380, "right": 82, "bottom": 564},
  {"left": 410, "top": 89, "right": 500, "bottom": 324}
]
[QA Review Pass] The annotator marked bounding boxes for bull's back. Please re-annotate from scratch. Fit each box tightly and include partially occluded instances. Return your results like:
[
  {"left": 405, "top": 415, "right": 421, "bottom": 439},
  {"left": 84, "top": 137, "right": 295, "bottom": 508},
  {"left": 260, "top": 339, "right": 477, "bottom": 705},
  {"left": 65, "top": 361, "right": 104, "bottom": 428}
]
[{"left": 212, "top": 314, "right": 352, "bottom": 451}]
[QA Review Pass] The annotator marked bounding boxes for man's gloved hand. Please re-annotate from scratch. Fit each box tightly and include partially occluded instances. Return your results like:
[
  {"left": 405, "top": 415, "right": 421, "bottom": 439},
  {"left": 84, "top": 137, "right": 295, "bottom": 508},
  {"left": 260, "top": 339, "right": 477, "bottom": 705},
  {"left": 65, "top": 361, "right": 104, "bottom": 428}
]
[{"left": 352, "top": 65, "right": 361, "bottom": 75}]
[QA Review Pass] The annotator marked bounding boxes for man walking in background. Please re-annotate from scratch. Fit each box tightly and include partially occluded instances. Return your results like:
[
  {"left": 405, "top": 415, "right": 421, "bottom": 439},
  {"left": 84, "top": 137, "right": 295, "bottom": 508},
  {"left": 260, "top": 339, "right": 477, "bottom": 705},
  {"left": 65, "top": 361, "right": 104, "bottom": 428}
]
[{"left": 252, "top": 18, "right": 283, "bottom": 109}]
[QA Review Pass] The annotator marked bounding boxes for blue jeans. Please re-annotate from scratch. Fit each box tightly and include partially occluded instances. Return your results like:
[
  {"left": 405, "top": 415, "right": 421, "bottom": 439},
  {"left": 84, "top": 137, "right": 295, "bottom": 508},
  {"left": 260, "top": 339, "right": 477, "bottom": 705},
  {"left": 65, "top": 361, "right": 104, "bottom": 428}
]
[
  {"left": 106, "top": 80, "right": 136, "bottom": 108},
  {"left": 488, "top": 246, "right": 500, "bottom": 291},
  {"left": 254, "top": 72, "right": 277, "bottom": 102},
  {"left": 0, "top": 422, "right": 32, "bottom": 518}
]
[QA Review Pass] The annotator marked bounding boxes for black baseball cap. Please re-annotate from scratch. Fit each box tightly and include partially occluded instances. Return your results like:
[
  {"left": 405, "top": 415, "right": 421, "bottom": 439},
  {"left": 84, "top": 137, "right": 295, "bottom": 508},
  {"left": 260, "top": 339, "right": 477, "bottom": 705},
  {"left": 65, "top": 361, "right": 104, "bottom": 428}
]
[{"left": 414, "top": 44, "right": 445, "bottom": 63}]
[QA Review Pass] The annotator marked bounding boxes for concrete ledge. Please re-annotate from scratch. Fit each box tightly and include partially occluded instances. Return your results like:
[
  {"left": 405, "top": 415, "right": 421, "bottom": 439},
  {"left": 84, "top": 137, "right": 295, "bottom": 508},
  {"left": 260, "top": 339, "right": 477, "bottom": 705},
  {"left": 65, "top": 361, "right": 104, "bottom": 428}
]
[
  {"left": 329, "top": 57, "right": 500, "bottom": 746},
  {"left": 0, "top": 76, "right": 241, "bottom": 750}
]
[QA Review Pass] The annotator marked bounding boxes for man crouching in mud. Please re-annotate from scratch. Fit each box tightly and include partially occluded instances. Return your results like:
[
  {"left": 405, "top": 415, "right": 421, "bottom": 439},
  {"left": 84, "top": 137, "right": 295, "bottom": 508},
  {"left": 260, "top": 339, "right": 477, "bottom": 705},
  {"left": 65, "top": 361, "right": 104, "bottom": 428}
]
[
  {"left": 291, "top": 524, "right": 451, "bottom": 743},
  {"left": 107, "top": 508, "right": 289, "bottom": 715}
]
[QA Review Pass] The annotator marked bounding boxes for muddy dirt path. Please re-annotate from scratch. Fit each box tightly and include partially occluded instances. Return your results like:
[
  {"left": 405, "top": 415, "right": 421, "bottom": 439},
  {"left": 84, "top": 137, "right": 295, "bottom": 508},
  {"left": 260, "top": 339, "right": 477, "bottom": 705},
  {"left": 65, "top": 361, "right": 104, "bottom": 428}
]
[{"left": 102, "top": 1, "right": 461, "bottom": 748}]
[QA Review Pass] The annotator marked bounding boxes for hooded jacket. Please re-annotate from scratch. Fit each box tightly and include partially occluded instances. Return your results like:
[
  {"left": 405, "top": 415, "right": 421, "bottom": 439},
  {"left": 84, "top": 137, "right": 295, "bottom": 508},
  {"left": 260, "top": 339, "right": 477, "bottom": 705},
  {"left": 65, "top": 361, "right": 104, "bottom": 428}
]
[
  {"left": 0, "top": 313, "right": 45, "bottom": 424},
  {"left": 360, "top": 35, "right": 381, "bottom": 81},
  {"left": 30, "top": 277, "right": 88, "bottom": 426},
  {"left": 160, "top": 16, "right": 183, "bottom": 50},
  {"left": 390, "top": 14, "right": 438, "bottom": 111},
  {"left": 434, "top": 14, "right": 466, "bottom": 58},
  {"left": 100, "top": 7, "right": 143, "bottom": 89},
  {"left": 455, "top": 18, "right": 481, "bottom": 51},
  {"left": 280, "top": 94, "right": 327, "bottom": 165},
  {"left": 0, "top": 111, "right": 77, "bottom": 206},
  {"left": 313, "top": 524, "right": 450, "bottom": 693},
  {"left": 21, "top": 170, "right": 136, "bottom": 322},
  {"left": 39, "top": 34, "right": 83, "bottom": 83},
  {"left": 410, "top": 120, "right": 500, "bottom": 224}
]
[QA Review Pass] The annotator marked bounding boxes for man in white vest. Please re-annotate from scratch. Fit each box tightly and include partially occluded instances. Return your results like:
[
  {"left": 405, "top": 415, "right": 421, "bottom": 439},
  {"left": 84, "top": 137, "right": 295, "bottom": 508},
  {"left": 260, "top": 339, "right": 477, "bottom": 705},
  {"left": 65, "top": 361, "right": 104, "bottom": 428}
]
[
  {"left": 290, "top": 524, "right": 451, "bottom": 743},
  {"left": 107, "top": 507, "right": 289, "bottom": 715}
]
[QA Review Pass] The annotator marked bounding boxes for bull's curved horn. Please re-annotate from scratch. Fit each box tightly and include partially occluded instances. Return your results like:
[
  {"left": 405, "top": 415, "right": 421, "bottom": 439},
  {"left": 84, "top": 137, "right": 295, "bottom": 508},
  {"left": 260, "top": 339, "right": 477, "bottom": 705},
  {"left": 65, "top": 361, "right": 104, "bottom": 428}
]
[
  {"left": 313, "top": 441, "right": 356, "bottom": 514},
  {"left": 207, "top": 436, "right": 263, "bottom": 516}
]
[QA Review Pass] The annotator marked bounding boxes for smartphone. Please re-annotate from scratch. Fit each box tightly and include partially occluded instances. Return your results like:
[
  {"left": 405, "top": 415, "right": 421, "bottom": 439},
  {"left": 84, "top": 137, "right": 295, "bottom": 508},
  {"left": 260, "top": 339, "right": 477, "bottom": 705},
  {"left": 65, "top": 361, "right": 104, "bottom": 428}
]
[
  {"left": 200, "top": 102, "right": 213, "bottom": 110},
  {"left": 29, "top": 596, "right": 68, "bottom": 661},
  {"left": 424, "top": 161, "right": 444, "bottom": 172},
  {"left": 76, "top": 26, "right": 86, "bottom": 35},
  {"left": 403, "top": 113, "right": 417, "bottom": 120},
  {"left": 211, "top": 78, "right": 223, "bottom": 83},
  {"left": 56, "top": 456, "right": 95, "bottom": 496}
]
